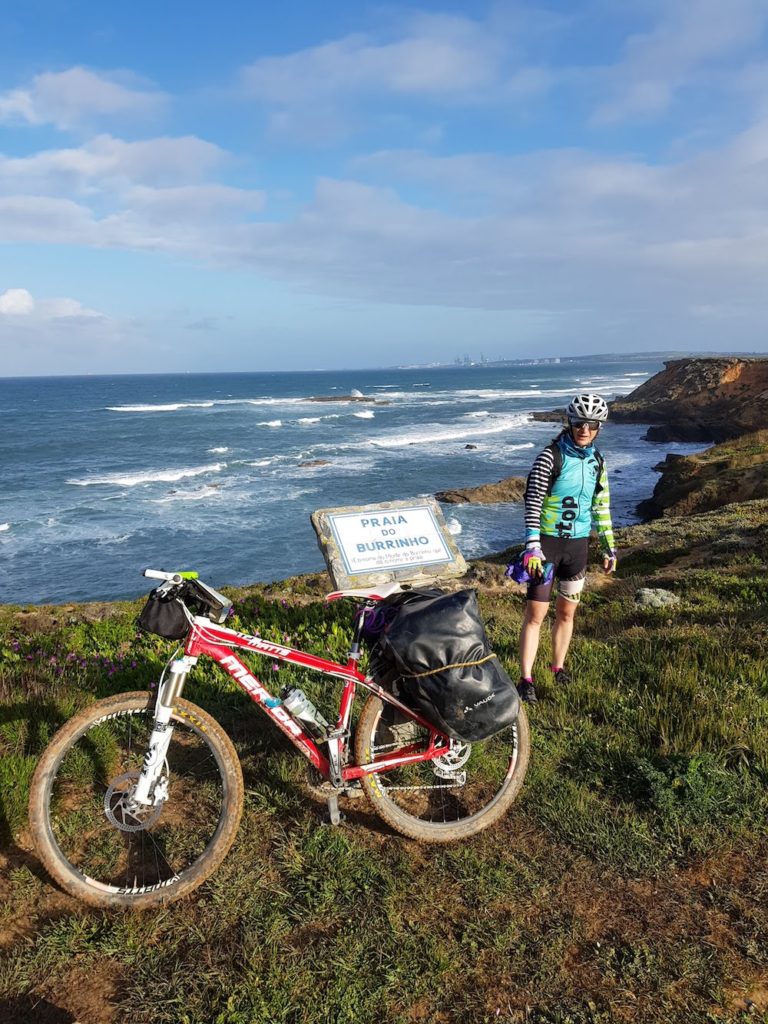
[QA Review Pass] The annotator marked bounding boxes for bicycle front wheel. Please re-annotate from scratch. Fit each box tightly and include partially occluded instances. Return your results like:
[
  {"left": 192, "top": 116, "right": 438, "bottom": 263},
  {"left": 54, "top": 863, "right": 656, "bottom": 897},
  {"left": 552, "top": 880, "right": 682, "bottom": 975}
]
[
  {"left": 29, "top": 691, "right": 244, "bottom": 909},
  {"left": 355, "top": 695, "right": 529, "bottom": 842}
]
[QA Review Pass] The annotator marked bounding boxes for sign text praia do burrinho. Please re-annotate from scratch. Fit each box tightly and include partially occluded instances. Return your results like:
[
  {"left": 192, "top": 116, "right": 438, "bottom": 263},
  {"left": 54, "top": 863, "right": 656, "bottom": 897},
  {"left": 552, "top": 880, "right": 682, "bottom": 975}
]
[{"left": 311, "top": 498, "right": 467, "bottom": 590}]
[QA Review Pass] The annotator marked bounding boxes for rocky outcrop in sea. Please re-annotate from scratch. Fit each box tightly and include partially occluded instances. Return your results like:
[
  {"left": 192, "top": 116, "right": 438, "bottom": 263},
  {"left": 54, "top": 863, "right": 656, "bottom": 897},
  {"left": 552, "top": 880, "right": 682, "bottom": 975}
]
[{"left": 435, "top": 478, "right": 526, "bottom": 505}]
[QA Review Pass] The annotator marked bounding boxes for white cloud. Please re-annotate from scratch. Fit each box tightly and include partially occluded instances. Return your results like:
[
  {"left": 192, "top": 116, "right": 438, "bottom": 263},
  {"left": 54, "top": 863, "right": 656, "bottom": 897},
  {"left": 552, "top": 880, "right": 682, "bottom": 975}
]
[
  {"left": 242, "top": 16, "right": 502, "bottom": 103},
  {"left": 0, "top": 135, "right": 263, "bottom": 250},
  {"left": 124, "top": 184, "right": 265, "bottom": 221},
  {"left": 3, "top": 121, "right": 768, "bottom": 329},
  {"left": 0, "top": 287, "right": 103, "bottom": 319},
  {"left": 0, "top": 134, "right": 228, "bottom": 193},
  {"left": 0, "top": 288, "right": 35, "bottom": 314},
  {"left": 0, "top": 67, "right": 166, "bottom": 130},
  {"left": 0, "top": 195, "right": 97, "bottom": 243},
  {"left": 593, "top": 0, "right": 768, "bottom": 123},
  {"left": 238, "top": 12, "right": 530, "bottom": 142}
]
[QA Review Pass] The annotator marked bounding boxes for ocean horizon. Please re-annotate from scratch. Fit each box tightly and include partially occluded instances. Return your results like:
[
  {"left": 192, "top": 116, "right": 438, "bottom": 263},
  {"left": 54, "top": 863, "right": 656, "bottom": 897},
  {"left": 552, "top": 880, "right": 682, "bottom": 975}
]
[{"left": 0, "top": 357, "right": 706, "bottom": 605}]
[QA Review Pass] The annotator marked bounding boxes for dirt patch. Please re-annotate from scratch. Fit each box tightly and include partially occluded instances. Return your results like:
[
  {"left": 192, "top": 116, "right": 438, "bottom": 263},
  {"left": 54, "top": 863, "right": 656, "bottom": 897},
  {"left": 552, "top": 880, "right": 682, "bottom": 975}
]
[{"left": 47, "top": 962, "right": 121, "bottom": 1024}]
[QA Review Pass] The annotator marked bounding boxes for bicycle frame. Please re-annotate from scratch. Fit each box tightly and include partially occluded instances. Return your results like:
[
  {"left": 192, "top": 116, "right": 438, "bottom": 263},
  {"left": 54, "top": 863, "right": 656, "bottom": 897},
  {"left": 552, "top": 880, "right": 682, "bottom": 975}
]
[{"left": 172, "top": 610, "right": 452, "bottom": 787}]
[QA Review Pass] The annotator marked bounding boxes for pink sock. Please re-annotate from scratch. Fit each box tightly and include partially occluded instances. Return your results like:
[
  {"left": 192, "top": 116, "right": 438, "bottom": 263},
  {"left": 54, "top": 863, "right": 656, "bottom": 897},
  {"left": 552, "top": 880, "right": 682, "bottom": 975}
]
[{"left": 551, "top": 665, "right": 562, "bottom": 674}]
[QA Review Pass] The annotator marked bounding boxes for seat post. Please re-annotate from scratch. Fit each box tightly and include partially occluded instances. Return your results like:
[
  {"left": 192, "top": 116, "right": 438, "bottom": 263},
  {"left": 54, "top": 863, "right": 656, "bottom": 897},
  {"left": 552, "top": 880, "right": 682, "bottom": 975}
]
[{"left": 347, "top": 603, "right": 371, "bottom": 663}]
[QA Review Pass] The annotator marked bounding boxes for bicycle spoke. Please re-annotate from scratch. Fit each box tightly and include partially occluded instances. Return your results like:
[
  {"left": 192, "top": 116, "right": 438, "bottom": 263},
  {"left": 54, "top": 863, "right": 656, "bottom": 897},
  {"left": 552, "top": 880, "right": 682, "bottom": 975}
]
[
  {"left": 360, "top": 699, "right": 522, "bottom": 831},
  {"left": 48, "top": 707, "right": 225, "bottom": 892}
]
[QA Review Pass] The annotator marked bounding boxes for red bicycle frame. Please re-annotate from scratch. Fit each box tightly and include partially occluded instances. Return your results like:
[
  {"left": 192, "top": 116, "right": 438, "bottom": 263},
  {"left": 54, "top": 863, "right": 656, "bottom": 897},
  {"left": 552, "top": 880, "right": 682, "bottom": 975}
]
[{"left": 183, "top": 613, "right": 451, "bottom": 784}]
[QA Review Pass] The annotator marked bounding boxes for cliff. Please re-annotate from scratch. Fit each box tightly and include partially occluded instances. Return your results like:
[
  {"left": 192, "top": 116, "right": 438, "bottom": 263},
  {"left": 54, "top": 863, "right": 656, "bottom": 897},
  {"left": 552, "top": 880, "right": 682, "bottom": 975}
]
[
  {"left": 609, "top": 356, "right": 768, "bottom": 442},
  {"left": 637, "top": 429, "right": 768, "bottom": 519}
]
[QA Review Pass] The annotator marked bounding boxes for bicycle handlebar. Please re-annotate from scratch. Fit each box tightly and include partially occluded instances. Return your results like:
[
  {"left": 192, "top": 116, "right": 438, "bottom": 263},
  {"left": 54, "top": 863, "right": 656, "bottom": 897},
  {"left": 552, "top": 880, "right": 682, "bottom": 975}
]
[
  {"left": 144, "top": 568, "right": 200, "bottom": 582},
  {"left": 142, "top": 569, "right": 233, "bottom": 625}
]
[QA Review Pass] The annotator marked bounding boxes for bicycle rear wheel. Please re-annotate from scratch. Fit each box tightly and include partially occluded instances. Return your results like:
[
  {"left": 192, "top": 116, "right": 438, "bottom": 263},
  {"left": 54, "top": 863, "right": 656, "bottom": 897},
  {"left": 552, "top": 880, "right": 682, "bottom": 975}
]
[
  {"left": 29, "top": 691, "right": 244, "bottom": 909},
  {"left": 355, "top": 695, "right": 529, "bottom": 842}
]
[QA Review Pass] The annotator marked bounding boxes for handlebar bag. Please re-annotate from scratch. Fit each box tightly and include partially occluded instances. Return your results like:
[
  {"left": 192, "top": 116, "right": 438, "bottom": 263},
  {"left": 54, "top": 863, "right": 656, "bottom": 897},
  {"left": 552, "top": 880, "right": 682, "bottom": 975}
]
[
  {"left": 373, "top": 589, "right": 519, "bottom": 743},
  {"left": 137, "top": 589, "right": 190, "bottom": 640}
]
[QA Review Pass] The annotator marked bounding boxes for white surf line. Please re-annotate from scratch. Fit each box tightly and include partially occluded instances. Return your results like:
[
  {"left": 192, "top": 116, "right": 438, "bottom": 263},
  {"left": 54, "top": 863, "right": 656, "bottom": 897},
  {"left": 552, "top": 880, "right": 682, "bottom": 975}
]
[{"left": 68, "top": 463, "right": 226, "bottom": 487}]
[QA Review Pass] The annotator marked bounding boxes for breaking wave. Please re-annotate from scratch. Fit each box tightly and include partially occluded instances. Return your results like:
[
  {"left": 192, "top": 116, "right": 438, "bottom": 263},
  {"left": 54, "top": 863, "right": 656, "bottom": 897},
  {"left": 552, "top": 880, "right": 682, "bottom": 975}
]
[
  {"left": 369, "top": 414, "right": 530, "bottom": 448},
  {"left": 107, "top": 402, "right": 215, "bottom": 412},
  {"left": 68, "top": 463, "right": 226, "bottom": 487}
]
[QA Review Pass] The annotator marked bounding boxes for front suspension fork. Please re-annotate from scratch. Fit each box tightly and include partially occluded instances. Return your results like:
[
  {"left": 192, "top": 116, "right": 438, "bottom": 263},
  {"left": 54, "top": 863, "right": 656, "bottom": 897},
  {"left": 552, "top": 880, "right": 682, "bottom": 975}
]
[{"left": 131, "top": 656, "right": 196, "bottom": 806}]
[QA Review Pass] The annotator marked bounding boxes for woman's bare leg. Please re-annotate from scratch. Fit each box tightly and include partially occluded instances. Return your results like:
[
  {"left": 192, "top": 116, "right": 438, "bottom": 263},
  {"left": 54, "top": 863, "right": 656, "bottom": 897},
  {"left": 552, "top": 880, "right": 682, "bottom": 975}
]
[
  {"left": 519, "top": 600, "right": 549, "bottom": 678},
  {"left": 551, "top": 594, "right": 578, "bottom": 669}
]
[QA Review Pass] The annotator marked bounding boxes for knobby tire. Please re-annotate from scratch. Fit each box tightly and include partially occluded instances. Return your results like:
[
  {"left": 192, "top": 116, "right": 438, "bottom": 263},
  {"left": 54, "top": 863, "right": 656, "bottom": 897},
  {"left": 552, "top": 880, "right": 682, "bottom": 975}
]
[
  {"left": 29, "top": 691, "right": 244, "bottom": 909},
  {"left": 354, "top": 694, "right": 530, "bottom": 842}
]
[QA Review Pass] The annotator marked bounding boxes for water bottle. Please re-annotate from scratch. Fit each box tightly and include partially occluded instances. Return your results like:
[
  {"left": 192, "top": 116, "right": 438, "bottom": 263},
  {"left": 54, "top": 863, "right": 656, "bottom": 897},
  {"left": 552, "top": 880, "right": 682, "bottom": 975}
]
[{"left": 281, "top": 687, "right": 330, "bottom": 736}]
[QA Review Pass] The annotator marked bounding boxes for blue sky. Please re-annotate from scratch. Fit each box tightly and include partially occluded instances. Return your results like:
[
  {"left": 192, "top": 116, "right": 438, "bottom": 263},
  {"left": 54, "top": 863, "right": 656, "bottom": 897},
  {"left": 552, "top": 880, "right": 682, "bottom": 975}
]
[{"left": 2, "top": 0, "right": 768, "bottom": 374}]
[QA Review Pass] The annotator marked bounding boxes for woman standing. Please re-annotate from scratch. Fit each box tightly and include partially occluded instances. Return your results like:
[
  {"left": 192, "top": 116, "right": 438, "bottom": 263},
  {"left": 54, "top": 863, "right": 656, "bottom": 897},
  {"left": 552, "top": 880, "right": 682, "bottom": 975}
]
[{"left": 515, "top": 394, "right": 617, "bottom": 703}]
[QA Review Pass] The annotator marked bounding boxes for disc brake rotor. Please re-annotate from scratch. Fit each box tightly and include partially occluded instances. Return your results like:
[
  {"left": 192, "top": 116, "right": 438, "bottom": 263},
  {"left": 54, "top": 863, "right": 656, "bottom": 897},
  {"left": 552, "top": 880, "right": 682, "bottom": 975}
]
[
  {"left": 432, "top": 741, "right": 472, "bottom": 780},
  {"left": 103, "top": 771, "right": 165, "bottom": 832}
]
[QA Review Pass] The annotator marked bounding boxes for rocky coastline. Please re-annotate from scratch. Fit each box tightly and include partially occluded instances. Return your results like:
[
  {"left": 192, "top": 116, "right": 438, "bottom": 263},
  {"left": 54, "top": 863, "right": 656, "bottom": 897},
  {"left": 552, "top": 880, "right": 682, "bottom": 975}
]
[
  {"left": 438, "top": 356, "right": 768, "bottom": 522},
  {"left": 637, "top": 429, "right": 768, "bottom": 519},
  {"left": 609, "top": 356, "right": 768, "bottom": 443}
]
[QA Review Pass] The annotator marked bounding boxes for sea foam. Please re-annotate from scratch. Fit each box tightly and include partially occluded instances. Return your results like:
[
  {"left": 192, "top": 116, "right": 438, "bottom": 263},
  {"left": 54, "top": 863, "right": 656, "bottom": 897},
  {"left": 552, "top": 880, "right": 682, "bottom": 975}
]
[
  {"left": 68, "top": 463, "right": 226, "bottom": 487},
  {"left": 369, "top": 413, "right": 530, "bottom": 448},
  {"left": 152, "top": 485, "right": 222, "bottom": 504},
  {"left": 107, "top": 402, "right": 215, "bottom": 412}
]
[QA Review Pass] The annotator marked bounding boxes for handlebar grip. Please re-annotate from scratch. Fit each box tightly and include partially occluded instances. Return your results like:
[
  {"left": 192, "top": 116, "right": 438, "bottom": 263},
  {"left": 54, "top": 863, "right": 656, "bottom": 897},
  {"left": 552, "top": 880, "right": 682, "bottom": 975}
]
[{"left": 143, "top": 569, "right": 182, "bottom": 582}]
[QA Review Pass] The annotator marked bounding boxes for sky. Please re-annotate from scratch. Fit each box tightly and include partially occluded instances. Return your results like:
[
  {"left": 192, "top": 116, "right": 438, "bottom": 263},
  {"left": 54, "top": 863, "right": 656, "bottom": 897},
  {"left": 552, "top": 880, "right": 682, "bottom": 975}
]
[{"left": 1, "top": 0, "right": 768, "bottom": 375}]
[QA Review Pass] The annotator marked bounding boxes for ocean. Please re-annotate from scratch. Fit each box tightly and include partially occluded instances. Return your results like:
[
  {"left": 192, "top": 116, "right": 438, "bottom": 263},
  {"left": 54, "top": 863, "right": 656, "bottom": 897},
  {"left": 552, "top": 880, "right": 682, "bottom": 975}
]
[{"left": 0, "top": 359, "right": 704, "bottom": 605}]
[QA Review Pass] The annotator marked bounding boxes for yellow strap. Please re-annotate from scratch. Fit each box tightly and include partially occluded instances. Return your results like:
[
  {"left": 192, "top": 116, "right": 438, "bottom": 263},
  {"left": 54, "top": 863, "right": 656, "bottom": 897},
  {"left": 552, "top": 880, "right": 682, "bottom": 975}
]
[{"left": 405, "top": 653, "right": 497, "bottom": 679}]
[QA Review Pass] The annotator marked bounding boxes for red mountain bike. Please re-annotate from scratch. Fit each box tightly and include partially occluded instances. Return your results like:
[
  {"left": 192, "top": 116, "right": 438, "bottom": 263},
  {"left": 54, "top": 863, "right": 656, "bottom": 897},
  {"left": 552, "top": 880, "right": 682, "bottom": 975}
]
[{"left": 29, "top": 569, "right": 530, "bottom": 909}]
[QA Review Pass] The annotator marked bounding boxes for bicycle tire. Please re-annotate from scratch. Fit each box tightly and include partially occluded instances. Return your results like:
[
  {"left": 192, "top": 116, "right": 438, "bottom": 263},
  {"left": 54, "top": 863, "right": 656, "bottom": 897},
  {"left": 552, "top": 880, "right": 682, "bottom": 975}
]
[
  {"left": 29, "top": 691, "right": 244, "bottom": 909},
  {"left": 354, "top": 694, "right": 529, "bottom": 842}
]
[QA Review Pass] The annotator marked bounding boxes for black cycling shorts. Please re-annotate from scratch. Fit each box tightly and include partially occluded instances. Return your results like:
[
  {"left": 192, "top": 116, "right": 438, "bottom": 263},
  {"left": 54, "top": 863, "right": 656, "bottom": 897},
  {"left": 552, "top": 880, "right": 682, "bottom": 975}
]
[{"left": 526, "top": 535, "right": 589, "bottom": 603}]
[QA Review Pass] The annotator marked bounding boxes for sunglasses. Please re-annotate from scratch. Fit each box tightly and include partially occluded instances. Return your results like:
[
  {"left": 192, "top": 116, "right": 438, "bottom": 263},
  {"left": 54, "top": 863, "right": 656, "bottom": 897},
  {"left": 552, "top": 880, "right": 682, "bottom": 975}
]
[{"left": 570, "top": 419, "right": 600, "bottom": 431}]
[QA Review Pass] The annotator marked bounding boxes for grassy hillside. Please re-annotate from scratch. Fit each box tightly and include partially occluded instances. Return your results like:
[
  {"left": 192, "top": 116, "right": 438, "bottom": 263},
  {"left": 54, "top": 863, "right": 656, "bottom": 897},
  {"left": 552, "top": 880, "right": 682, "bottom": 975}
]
[{"left": 1, "top": 500, "right": 767, "bottom": 1024}]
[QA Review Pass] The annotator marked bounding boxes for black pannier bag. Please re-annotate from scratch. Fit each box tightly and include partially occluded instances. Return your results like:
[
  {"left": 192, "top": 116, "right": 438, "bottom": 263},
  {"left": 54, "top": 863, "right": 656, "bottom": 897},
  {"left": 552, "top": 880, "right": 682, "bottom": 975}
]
[
  {"left": 369, "top": 589, "right": 519, "bottom": 743},
  {"left": 137, "top": 589, "right": 190, "bottom": 640}
]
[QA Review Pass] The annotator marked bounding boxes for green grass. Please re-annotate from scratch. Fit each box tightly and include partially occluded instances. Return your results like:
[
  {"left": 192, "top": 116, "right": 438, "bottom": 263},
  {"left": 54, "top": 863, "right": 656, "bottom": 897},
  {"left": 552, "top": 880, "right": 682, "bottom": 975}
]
[{"left": 2, "top": 505, "right": 768, "bottom": 1022}]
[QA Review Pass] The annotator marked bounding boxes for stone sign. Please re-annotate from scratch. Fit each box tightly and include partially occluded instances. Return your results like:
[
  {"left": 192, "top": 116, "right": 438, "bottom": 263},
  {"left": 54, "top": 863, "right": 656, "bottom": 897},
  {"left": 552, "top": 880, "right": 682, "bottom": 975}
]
[{"left": 311, "top": 497, "right": 468, "bottom": 590}]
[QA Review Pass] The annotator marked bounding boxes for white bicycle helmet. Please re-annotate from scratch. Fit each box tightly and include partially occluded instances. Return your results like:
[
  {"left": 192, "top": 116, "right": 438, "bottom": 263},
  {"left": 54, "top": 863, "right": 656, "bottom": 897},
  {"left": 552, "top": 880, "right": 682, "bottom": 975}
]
[{"left": 566, "top": 393, "right": 609, "bottom": 423}]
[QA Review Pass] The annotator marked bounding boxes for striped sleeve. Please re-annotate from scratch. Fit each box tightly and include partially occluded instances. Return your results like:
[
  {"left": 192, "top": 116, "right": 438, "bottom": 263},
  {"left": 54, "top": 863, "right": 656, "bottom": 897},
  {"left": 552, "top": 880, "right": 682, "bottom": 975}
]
[
  {"left": 523, "top": 448, "right": 555, "bottom": 543},
  {"left": 592, "top": 461, "right": 615, "bottom": 554}
]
